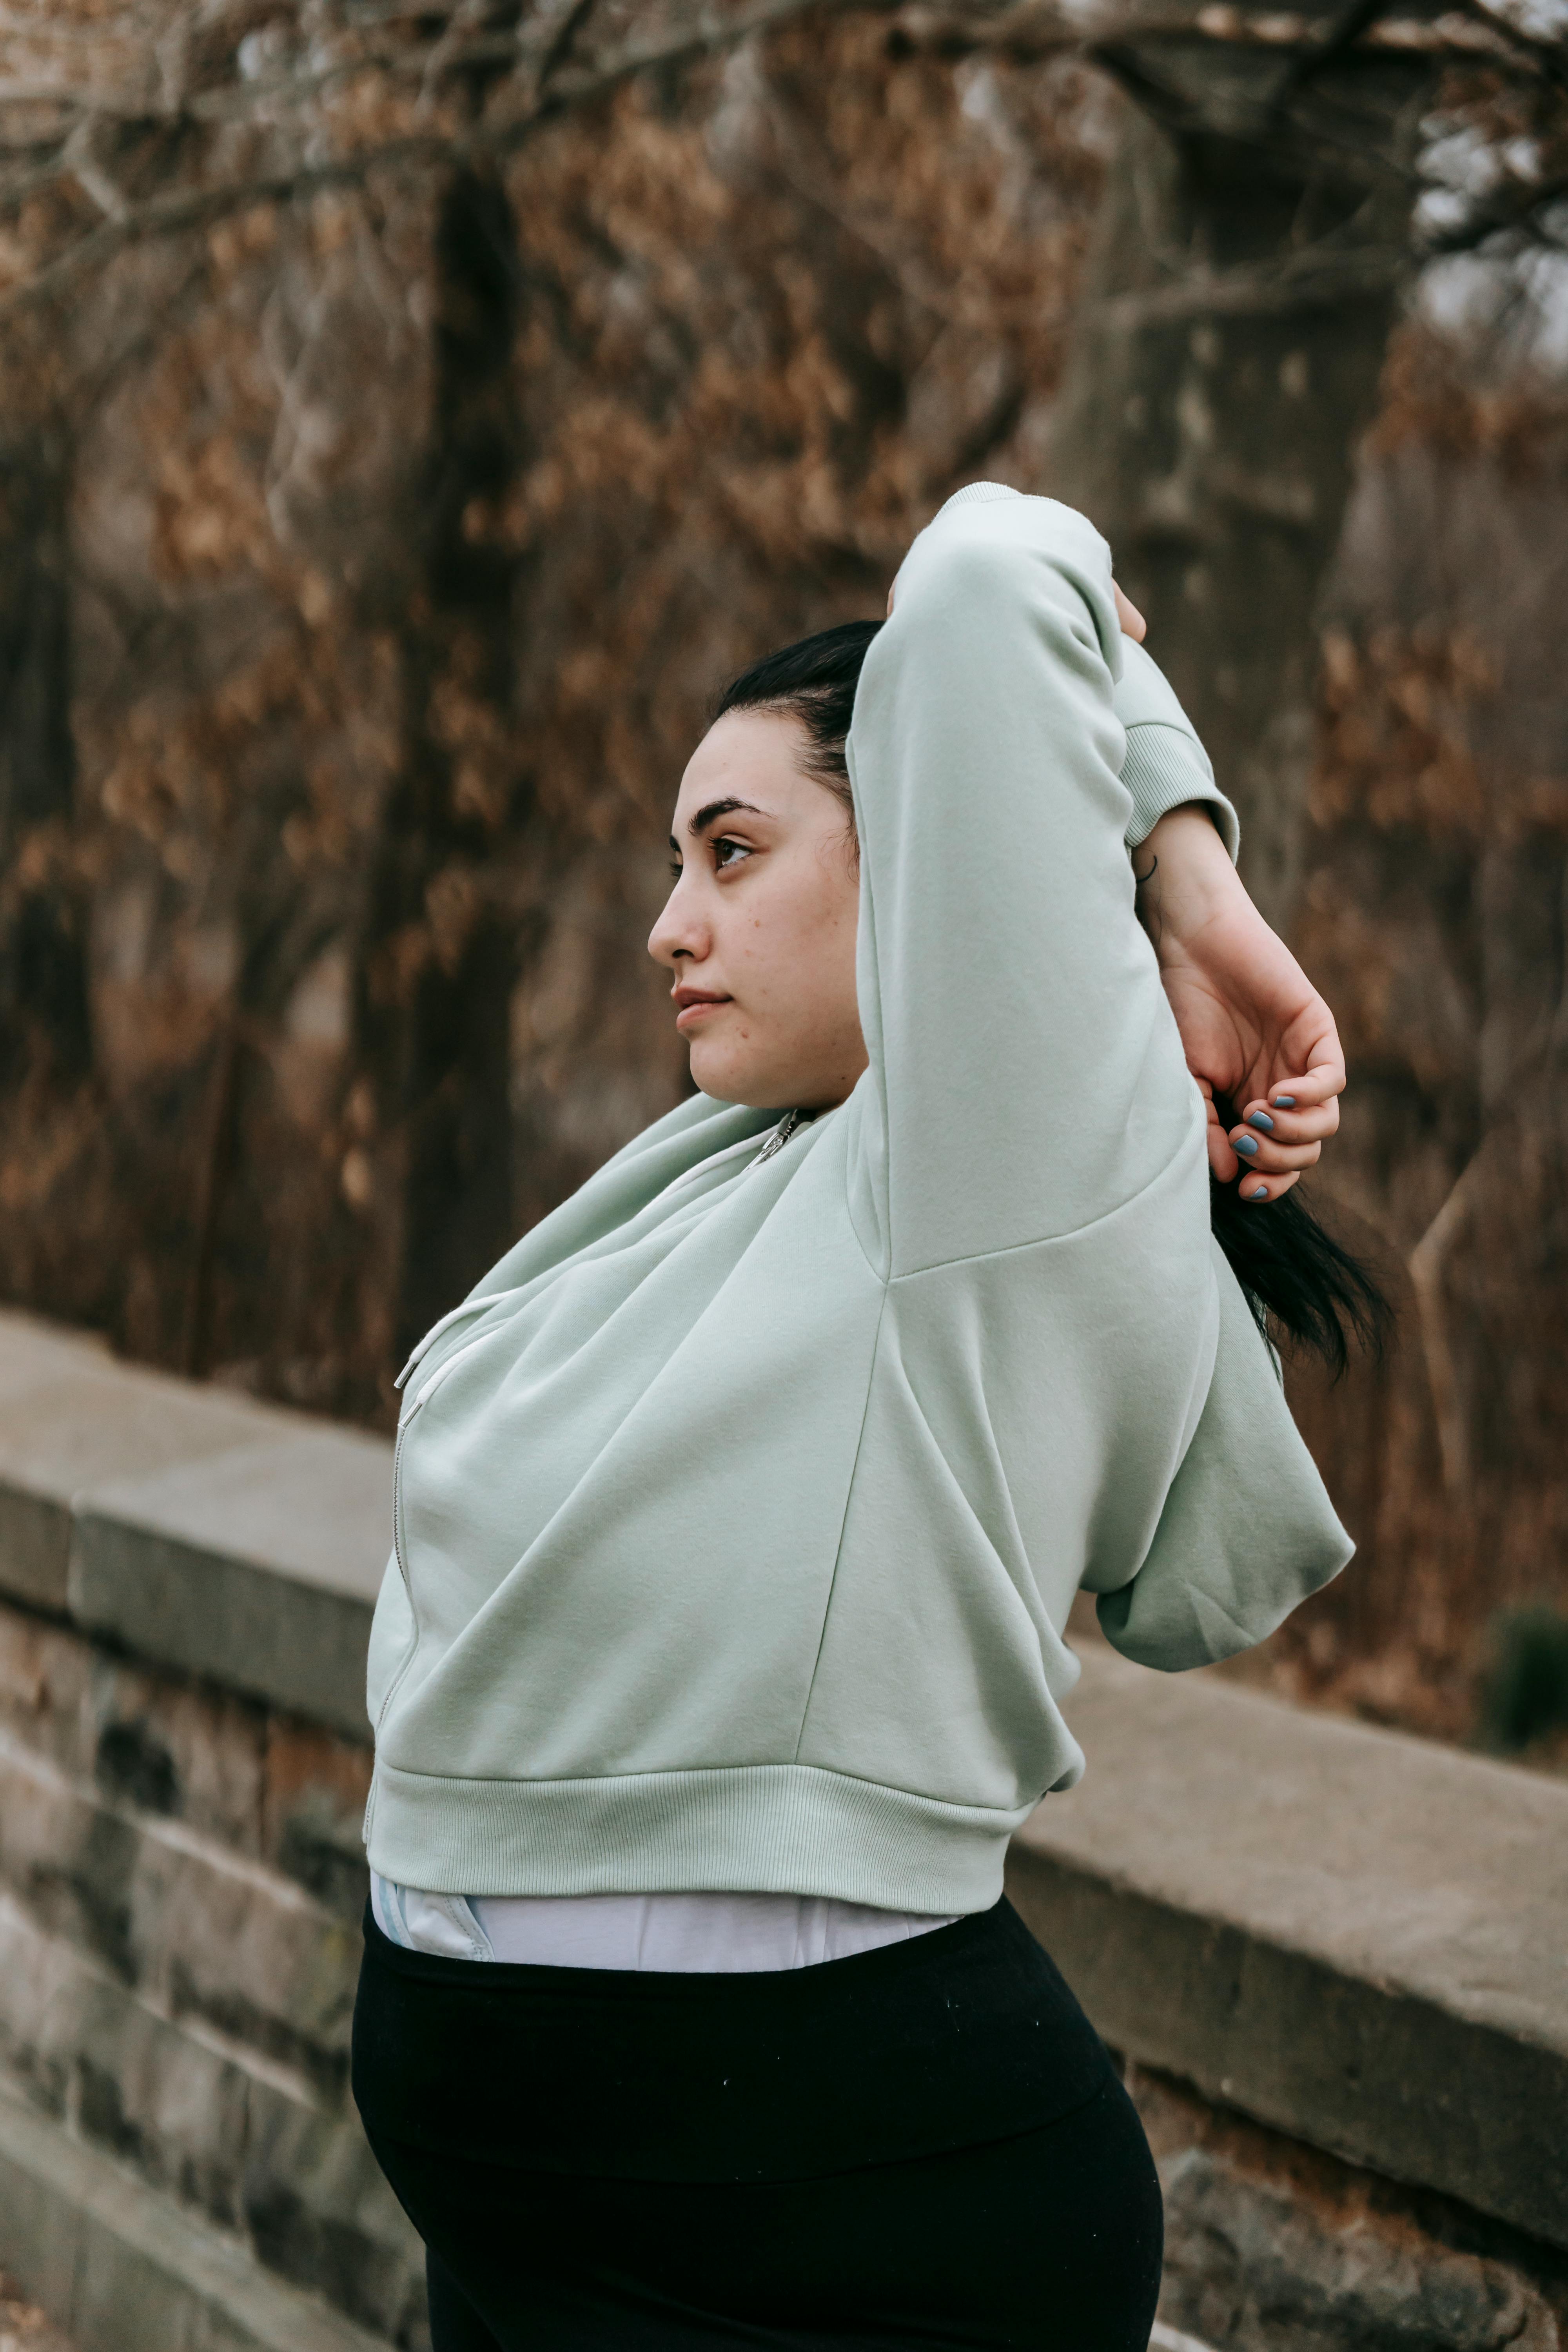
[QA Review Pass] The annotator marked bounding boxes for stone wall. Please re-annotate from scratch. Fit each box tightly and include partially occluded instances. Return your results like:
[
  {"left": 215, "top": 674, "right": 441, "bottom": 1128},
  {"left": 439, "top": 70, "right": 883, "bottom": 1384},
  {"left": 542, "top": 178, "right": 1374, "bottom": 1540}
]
[
  {"left": 0, "top": 1303, "right": 1564, "bottom": 2351},
  {"left": 0, "top": 1310, "right": 415, "bottom": 2351},
  {"left": 1007, "top": 1637, "right": 1568, "bottom": 2351}
]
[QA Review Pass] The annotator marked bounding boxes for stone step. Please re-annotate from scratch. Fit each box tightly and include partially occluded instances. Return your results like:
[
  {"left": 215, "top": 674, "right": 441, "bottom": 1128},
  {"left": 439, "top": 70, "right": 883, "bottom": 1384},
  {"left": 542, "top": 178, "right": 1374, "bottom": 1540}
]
[
  {"left": 0, "top": 1892, "right": 421, "bottom": 2343},
  {"left": 0, "top": 2079, "right": 396, "bottom": 2352}
]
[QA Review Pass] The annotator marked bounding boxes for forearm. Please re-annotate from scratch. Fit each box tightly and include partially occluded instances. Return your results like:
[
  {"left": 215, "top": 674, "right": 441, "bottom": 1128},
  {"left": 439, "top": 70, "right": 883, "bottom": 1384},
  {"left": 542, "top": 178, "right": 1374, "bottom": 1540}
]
[{"left": 1134, "top": 802, "right": 1249, "bottom": 962}]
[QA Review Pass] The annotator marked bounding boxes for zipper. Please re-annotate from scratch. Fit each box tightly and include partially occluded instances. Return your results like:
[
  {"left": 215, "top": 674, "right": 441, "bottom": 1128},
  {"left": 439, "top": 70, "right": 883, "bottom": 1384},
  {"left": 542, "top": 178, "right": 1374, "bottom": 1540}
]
[
  {"left": 370, "top": 1316, "right": 510, "bottom": 1749},
  {"left": 370, "top": 1115, "right": 815, "bottom": 1840},
  {"left": 370, "top": 1415, "right": 418, "bottom": 1745},
  {"left": 754, "top": 1107, "right": 816, "bottom": 1165},
  {"left": 394, "top": 1294, "right": 495, "bottom": 1392},
  {"left": 363, "top": 1392, "right": 427, "bottom": 1844}
]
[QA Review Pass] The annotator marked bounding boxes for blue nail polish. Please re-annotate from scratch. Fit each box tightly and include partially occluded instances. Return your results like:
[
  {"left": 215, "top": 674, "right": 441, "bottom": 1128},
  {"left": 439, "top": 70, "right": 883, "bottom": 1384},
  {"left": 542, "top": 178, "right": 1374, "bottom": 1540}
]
[
  {"left": 1250, "top": 1184, "right": 1269, "bottom": 1200},
  {"left": 1234, "top": 1133, "right": 1259, "bottom": 1156},
  {"left": 1273, "top": 1094, "right": 1296, "bottom": 1109},
  {"left": 1248, "top": 1111, "right": 1275, "bottom": 1132}
]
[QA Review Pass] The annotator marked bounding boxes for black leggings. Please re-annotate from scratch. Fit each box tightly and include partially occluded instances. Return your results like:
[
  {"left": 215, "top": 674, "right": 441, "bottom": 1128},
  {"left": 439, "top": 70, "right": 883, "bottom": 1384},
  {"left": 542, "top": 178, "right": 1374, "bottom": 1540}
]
[
  {"left": 399, "top": 2080, "right": 1161, "bottom": 2351},
  {"left": 353, "top": 1899, "right": 1162, "bottom": 2351}
]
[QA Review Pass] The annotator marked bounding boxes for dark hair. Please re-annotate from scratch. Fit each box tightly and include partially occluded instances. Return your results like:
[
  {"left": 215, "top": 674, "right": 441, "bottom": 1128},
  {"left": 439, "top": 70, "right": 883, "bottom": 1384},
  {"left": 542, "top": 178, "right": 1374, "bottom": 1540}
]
[
  {"left": 713, "top": 623, "right": 1392, "bottom": 1375},
  {"left": 711, "top": 621, "right": 875, "bottom": 822}
]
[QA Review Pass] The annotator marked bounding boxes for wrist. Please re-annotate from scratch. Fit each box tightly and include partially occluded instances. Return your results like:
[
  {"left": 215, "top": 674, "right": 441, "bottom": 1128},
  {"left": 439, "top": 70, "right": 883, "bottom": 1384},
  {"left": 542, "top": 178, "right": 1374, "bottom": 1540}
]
[{"left": 1135, "top": 804, "right": 1245, "bottom": 951}]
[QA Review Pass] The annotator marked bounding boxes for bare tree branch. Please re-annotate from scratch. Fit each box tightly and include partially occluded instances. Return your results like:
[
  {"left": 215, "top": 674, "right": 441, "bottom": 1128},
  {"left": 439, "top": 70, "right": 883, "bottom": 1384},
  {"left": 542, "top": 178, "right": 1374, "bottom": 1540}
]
[
  {"left": 1408, "top": 1144, "right": 1492, "bottom": 1499},
  {"left": 0, "top": 0, "right": 1560, "bottom": 323},
  {"left": 0, "top": 0, "right": 897, "bottom": 324}
]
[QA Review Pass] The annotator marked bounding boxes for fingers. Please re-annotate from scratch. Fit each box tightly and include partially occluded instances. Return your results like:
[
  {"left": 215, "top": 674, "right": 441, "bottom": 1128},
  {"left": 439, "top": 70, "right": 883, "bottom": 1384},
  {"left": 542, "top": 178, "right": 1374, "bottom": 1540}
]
[
  {"left": 1229, "top": 1054, "right": 1343, "bottom": 1192},
  {"left": 1238, "top": 1169, "right": 1301, "bottom": 1205},
  {"left": 1113, "top": 581, "right": 1147, "bottom": 642},
  {"left": 1229, "top": 1130, "right": 1321, "bottom": 1176},
  {"left": 1197, "top": 1080, "right": 1239, "bottom": 1183},
  {"left": 1208, "top": 1122, "right": 1238, "bottom": 1183},
  {"left": 1240, "top": 1094, "right": 1339, "bottom": 1148},
  {"left": 1263, "top": 1055, "right": 1345, "bottom": 1111}
]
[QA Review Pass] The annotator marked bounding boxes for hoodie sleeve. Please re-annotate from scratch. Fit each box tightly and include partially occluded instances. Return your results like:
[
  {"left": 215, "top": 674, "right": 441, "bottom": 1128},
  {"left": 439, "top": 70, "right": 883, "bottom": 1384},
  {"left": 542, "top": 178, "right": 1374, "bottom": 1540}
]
[
  {"left": 844, "top": 483, "right": 1207, "bottom": 1277},
  {"left": 846, "top": 480, "right": 1350, "bottom": 1667},
  {"left": 1114, "top": 638, "right": 1240, "bottom": 863},
  {"left": 1091, "top": 1246, "right": 1353, "bottom": 1666},
  {"left": 1091, "top": 651, "right": 1350, "bottom": 1660}
]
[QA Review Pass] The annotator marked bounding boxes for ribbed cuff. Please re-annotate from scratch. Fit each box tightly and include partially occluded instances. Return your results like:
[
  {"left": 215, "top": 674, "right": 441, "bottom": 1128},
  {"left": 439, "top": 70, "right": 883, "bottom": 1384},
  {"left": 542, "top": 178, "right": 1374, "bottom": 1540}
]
[
  {"left": 1123, "top": 721, "right": 1240, "bottom": 862},
  {"left": 365, "top": 1759, "right": 1037, "bottom": 1915}
]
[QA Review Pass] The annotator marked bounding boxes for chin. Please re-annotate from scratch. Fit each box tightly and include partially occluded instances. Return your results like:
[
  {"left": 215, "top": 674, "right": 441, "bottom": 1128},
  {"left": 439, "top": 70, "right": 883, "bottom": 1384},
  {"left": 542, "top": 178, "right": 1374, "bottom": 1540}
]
[{"left": 688, "top": 1044, "right": 791, "bottom": 1111}]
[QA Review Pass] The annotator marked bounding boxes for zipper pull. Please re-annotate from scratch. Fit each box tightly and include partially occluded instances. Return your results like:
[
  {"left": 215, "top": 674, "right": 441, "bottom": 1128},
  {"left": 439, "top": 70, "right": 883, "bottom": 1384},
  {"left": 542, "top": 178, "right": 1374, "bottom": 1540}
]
[{"left": 755, "top": 1108, "right": 803, "bottom": 1165}]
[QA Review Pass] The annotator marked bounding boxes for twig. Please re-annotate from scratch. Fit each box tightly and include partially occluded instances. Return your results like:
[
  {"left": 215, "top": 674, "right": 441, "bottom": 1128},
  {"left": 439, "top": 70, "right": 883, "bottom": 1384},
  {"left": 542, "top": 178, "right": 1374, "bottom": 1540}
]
[
  {"left": 1266, "top": 0, "right": 1397, "bottom": 113},
  {"left": 1422, "top": 172, "right": 1568, "bottom": 258},
  {"left": 530, "top": 0, "right": 598, "bottom": 88},
  {"left": 0, "top": 0, "right": 895, "bottom": 323},
  {"left": 62, "top": 116, "right": 129, "bottom": 220},
  {"left": 0, "top": 0, "right": 1558, "bottom": 316},
  {"left": 1092, "top": 239, "right": 1410, "bottom": 324},
  {"left": 1408, "top": 1146, "right": 1490, "bottom": 1497}
]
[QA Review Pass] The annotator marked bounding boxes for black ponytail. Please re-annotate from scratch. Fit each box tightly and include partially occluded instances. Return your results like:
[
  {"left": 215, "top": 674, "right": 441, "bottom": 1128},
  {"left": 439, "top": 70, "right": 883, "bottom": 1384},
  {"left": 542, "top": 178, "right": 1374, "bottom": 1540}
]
[
  {"left": 713, "top": 622, "right": 1392, "bottom": 1377},
  {"left": 1208, "top": 1174, "right": 1390, "bottom": 1377}
]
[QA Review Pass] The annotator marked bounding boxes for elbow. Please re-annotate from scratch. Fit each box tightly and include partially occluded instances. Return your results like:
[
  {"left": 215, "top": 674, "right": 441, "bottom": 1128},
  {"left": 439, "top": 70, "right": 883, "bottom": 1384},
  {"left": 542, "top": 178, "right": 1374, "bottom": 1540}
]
[
  {"left": 895, "top": 497, "right": 1117, "bottom": 643},
  {"left": 891, "top": 532, "right": 1038, "bottom": 633},
  {"left": 887, "top": 536, "right": 1118, "bottom": 698}
]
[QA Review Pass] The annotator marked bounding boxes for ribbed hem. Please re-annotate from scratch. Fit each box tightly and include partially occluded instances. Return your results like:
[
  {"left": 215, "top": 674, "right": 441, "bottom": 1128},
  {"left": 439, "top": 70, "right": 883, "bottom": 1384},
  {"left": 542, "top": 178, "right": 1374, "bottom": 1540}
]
[
  {"left": 365, "top": 1761, "right": 1033, "bottom": 1915},
  {"left": 1122, "top": 720, "right": 1240, "bottom": 860}
]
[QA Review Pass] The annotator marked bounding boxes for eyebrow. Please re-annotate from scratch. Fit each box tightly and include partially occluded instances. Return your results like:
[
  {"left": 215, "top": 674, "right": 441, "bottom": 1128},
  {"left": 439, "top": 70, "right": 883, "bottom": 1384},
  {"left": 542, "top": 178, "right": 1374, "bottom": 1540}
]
[{"left": 668, "top": 795, "right": 768, "bottom": 852}]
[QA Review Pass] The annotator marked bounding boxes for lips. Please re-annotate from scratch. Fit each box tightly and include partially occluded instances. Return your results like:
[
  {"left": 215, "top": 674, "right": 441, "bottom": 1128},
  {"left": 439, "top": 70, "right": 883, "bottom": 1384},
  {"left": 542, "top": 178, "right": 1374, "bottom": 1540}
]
[{"left": 672, "top": 987, "right": 731, "bottom": 1033}]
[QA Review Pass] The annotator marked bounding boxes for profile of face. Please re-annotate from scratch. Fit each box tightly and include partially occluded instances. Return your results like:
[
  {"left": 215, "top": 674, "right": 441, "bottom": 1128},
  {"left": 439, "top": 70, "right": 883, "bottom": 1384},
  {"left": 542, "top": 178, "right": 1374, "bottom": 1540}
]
[{"left": 647, "top": 710, "right": 869, "bottom": 1112}]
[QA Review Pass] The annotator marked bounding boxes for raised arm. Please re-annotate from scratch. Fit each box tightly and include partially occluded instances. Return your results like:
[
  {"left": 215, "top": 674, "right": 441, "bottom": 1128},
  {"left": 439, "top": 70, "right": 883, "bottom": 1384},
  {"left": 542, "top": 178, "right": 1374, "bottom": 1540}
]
[
  {"left": 1109, "top": 635, "right": 1347, "bottom": 1205},
  {"left": 845, "top": 485, "right": 1205, "bottom": 1277}
]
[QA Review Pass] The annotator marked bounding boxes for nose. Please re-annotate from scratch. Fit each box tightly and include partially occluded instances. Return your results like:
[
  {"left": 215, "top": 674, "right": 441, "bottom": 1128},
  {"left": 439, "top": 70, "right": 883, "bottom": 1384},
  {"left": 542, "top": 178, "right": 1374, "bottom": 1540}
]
[{"left": 648, "top": 870, "right": 709, "bottom": 972}]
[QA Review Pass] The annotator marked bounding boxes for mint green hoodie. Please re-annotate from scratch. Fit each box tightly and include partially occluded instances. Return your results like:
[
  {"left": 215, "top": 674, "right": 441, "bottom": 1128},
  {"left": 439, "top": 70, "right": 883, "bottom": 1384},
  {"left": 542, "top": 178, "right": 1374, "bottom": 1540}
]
[{"left": 364, "top": 484, "right": 1350, "bottom": 1913}]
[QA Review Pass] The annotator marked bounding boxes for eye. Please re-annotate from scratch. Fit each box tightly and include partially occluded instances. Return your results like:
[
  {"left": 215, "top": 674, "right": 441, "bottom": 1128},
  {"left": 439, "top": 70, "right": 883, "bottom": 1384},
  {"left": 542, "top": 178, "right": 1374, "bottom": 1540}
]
[
  {"left": 668, "top": 858, "right": 683, "bottom": 879},
  {"left": 713, "top": 836, "right": 752, "bottom": 871}
]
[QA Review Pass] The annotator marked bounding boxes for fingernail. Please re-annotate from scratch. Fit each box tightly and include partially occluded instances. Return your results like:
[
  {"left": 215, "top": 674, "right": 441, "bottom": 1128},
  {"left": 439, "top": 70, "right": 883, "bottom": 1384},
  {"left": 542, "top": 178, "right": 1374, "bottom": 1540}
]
[
  {"left": 1234, "top": 1133, "right": 1259, "bottom": 1157},
  {"left": 1248, "top": 1111, "right": 1275, "bottom": 1132},
  {"left": 1273, "top": 1094, "right": 1296, "bottom": 1109},
  {"left": 1249, "top": 1184, "right": 1269, "bottom": 1200}
]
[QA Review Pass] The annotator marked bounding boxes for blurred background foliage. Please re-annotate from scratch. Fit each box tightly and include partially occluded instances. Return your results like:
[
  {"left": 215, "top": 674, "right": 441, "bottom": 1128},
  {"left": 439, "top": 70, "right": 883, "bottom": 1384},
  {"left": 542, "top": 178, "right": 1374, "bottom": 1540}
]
[{"left": 0, "top": 0, "right": 1565, "bottom": 1757}]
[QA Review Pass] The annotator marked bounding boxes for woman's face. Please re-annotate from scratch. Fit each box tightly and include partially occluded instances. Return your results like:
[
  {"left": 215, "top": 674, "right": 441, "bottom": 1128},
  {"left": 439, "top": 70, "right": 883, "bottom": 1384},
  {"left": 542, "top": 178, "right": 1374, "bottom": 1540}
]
[{"left": 648, "top": 710, "right": 868, "bottom": 1112}]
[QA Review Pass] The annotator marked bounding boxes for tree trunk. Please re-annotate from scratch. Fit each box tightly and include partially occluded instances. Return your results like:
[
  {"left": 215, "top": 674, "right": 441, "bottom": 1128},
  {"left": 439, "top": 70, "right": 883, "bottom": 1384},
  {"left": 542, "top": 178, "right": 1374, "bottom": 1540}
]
[
  {"left": 0, "top": 432, "right": 88, "bottom": 1097},
  {"left": 358, "top": 169, "right": 526, "bottom": 1363},
  {"left": 1047, "top": 98, "right": 1412, "bottom": 925}
]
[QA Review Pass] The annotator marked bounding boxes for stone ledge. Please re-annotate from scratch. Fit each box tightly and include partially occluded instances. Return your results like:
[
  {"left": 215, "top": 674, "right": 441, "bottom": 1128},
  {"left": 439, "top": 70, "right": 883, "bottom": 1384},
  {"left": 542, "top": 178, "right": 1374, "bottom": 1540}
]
[
  {"left": 0, "top": 1311, "right": 389, "bottom": 1740},
  {"left": 1007, "top": 1643, "right": 1568, "bottom": 2258},
  {"left": 3, "top": 1305, "right": 1564, "bottom": 2277},
  {"left": 0, "top": 2077, "right": 390, "bottom": 2352}
]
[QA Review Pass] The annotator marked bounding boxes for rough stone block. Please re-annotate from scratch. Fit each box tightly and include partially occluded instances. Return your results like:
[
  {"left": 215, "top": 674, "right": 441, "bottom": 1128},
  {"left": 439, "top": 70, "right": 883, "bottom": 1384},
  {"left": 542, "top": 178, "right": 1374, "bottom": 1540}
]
[
  {"left": 1160, "top": 2145, "right": 1558, "bottom": 2351},
  {"left": 0, "top": 2075, "right": 401, "bottom": 2352},
  {"left": 1009, "top": 1643, "right": 1568, "bottom": 2254},
  {"left": 1136, "top": 2072, "right": 1564, "bottom": 2352},
  {"left": 261, "top": 1719, "right": 373, "bottom": 1921},
  {"left": 0, "top": 1728, "right": 360, "bottom": 2089},
  {"left": 0, "top": 1602, "right": 370, "bottom": 1877}
]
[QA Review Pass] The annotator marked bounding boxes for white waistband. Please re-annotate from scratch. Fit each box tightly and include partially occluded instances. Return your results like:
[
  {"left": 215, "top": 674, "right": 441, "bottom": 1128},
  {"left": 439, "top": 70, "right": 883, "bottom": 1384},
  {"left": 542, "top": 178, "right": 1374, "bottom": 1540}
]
[{"left": 371, "top": 1875, "right": 958, "bottom": 1971}]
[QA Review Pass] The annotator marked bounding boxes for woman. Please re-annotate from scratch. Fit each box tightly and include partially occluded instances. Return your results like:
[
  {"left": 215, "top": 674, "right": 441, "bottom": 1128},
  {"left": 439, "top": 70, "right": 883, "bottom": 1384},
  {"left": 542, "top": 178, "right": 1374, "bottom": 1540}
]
[{"left": 352, "top": 484, "right": 1381, "bottom": 2350}]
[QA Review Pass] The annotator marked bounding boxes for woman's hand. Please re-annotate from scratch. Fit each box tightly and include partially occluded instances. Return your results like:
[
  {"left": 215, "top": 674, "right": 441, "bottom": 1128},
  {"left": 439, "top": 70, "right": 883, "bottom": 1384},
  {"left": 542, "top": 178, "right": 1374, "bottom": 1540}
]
[{"left": 1136, "top": 806, "right": 1343, "bottom": 1203}]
